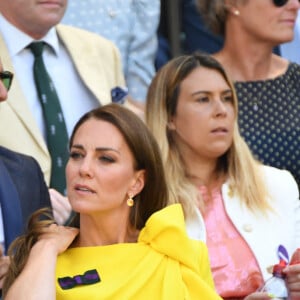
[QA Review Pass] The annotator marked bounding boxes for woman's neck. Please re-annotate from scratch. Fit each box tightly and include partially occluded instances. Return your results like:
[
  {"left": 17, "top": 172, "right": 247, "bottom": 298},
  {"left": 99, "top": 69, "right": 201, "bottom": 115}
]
[
  {"left": 73, "top": 213, "right": 139, "bottom": 247},
  {"left": 215, "top": 32, "right": 288, "bottom": 82},
  {"left": 185, "top": 158, "right": 222, "bottom": 190}
]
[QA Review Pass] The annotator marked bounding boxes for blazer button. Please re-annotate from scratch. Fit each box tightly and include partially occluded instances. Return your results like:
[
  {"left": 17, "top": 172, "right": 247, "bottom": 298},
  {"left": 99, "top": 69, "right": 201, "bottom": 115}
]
[
  {"left": 227, "top": 185, "right": 234, "bottom": 198},
  {"left": 243, "top": 224, "right": 253, "bottom": 232}
]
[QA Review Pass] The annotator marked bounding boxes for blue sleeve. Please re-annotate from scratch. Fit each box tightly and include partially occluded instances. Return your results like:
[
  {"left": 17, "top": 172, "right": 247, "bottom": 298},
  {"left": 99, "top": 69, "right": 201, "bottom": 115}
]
[{"left": 126, "top": 0, "right": 160, "bottom": 103}]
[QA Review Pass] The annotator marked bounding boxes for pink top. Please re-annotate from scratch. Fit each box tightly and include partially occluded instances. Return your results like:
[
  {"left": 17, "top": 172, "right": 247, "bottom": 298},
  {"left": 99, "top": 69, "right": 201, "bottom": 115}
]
[{"left": 200, "top": 186, "right": 263, "bottom": 299}]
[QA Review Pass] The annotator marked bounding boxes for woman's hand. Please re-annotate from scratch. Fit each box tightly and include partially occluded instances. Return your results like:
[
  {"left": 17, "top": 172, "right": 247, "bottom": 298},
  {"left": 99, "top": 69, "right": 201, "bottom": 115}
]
[
  {"left": 37, "top": 223, "right": 79, "bottom": 255},
  {"left": 284, "top": 264, "right": 300, "bottom": 300}
]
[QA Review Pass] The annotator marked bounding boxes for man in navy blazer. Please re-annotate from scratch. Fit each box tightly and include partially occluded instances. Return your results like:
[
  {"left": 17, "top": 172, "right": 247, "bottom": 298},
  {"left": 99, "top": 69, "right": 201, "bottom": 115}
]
[
  {"left": 0, "top": 147, "right": 51, "bottom": 251},
  {"left": 0, "top": 63, "right": 51, "bottom": 288}
]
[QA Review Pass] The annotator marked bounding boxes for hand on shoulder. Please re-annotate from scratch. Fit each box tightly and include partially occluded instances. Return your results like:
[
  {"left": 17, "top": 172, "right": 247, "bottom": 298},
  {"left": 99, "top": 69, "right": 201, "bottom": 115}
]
[{"left": 34, "top": 223, "right": 79, "bottom": 256}]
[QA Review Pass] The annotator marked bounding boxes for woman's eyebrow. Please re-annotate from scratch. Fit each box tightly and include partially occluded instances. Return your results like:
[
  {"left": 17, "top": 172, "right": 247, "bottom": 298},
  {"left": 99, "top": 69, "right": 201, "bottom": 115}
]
[{"left": 71, "top": 144, "right": 120, "bottom": 154}]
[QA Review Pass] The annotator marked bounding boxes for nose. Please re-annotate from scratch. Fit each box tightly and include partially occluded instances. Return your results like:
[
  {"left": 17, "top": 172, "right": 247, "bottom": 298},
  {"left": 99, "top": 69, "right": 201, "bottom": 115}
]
[
  {"left": 213, "top": 99, "right": 227, "bottom": 117},
  {"left": 79, "top": 156, "right": 94, "bottom": 178},
  {"left": 0, "top": 80, "right": 8, "bottom": 102},
  {"left": 288, "top": 0, "right": 300, "bottom": 9}
]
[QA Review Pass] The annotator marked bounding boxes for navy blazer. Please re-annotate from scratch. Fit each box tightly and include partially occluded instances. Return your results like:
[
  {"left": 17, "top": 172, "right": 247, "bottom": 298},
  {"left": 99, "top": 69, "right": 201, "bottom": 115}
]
[{"left": 0, "top": 146, "right": 51, "bottom": 253}]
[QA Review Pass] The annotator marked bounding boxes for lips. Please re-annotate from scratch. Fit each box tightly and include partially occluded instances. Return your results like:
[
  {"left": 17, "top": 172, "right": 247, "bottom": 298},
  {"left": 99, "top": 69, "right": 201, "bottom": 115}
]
[
  {"left": 282, "top": 19, "right": 296, "bottom": 25},
  {"left": 74, "top": 184, "right": 96, "bottom": 194},
  {"left": 211, "top": 127, "right": 228, "bottom": 133},
  {"left": 280, "top": 16, "right": 297, "bottom": 25},
  {"left": 38, "top": 1, "right": 63, "bottom": 7},
  {"left": 39, "top": 0, "right": 62, "bottom": 4}
]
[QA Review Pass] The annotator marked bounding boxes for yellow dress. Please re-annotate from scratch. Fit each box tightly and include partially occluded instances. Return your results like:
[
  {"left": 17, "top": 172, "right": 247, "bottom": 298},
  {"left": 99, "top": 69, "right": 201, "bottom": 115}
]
[{"left": 56, "top": 204, "right": 221, "bottom": 299}]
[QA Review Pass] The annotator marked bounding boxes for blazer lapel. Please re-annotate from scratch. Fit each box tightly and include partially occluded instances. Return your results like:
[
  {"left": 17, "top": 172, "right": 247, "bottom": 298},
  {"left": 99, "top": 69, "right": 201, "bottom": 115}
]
[
  {"left": 0, "top": 34, "right": 49, "bottom": 155},
  {"left": 0, "top": 159, "right": 23, "bottom": 253},
  {"left": 56, "top": 25, "right": 112, "bottom": 105}
]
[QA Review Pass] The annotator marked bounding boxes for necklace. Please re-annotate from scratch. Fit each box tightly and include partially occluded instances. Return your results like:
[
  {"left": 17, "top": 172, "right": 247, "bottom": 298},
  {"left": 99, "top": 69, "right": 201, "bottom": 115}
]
[
  {"left": 234, "top": 81, "right": 265, "bottom": 111},
  {"left": 235, "top": 70, "right": 289, "bottom": 112},
  {"left": 250, "top": 81, "right": 267, "bottom": 111}
]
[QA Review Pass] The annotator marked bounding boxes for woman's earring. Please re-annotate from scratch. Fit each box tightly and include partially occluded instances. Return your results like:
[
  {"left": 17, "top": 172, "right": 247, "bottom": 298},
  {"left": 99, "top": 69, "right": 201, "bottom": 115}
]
[
  {"left": 127, "top": 194, "right": 134, "bottom": 207},
  {"left": 233, "top": 9, "right": 240, "bottom": 16}
]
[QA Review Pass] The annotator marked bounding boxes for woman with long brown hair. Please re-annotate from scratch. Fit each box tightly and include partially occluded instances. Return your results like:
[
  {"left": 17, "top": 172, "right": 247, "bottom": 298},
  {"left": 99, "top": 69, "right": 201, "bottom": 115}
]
[{"left": 146, "top": 52, "right": 300, "bottom": 299}]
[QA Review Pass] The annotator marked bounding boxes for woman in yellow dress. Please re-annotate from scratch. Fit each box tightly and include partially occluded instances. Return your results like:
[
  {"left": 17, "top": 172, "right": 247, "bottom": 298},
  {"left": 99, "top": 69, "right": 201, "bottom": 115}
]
[{"left": 3, "top": 103, "right": 221, "bottom": 300}]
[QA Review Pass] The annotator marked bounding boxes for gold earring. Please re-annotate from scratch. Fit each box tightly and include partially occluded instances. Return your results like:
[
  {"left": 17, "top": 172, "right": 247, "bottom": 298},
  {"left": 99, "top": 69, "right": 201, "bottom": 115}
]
[{"left": 127, "top": 195, "right": 134, "bottom": 207}]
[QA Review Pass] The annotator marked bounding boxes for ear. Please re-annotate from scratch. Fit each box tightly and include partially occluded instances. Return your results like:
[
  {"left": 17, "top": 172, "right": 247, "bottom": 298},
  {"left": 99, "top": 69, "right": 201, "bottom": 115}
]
[
  {"left": 224, "top": 0, "right": 240, "bottom": 16},
  {"left": 167, "top": 118, "right": 176, "bottom": 131},
  {"left": 128, "top": 169, "right": 146, "bottom": 197}
]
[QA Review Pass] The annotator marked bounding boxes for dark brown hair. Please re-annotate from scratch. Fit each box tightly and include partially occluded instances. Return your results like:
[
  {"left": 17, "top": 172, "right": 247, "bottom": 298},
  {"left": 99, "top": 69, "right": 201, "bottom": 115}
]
[
  {"left": 69, "top": 103, "right": 168, "bottom": 229},
  {"left": 197, "top": 0, "right": 227, "bottom": 36}
]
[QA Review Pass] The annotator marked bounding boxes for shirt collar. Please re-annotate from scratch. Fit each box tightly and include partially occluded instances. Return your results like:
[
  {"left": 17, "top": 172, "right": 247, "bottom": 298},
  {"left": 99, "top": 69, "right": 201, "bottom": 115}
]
[{"left": 0, "top": 13, "right": 60, "bottom": 56}]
